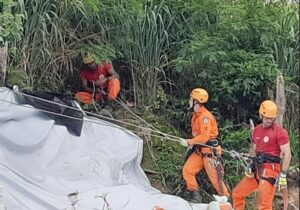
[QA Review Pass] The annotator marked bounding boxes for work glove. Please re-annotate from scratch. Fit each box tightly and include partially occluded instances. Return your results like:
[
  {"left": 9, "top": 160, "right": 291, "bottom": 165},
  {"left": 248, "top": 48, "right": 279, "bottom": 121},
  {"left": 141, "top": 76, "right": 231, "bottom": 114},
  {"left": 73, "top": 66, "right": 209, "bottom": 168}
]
[
  {"left": 213, "top": 194, "right": 228, "bottom": 203},
  {"left": 244, "top": 162, "right": 256, "bottom": 178},
  {"left": 276, "top": 172, "right": 287, "bottom": 191},
  {"left": 179, "top": 138, "right": 188, "bottom": 147}
]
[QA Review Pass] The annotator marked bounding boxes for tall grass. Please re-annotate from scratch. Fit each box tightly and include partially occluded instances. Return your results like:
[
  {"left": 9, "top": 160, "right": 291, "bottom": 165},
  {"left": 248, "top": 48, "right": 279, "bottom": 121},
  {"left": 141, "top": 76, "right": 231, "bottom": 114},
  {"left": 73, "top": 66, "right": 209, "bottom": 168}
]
[
  {"left": 10, "top": 0, "right": 175, "bottom": 102},
  {"left": 272, "top": 6, "right": 299, "bottom": 81},
  {"left": 12, "top": 0, "right": 110, "bottom": 91},
  {"left": 117, "top": 3, "right": 173, "bottom": 106}
]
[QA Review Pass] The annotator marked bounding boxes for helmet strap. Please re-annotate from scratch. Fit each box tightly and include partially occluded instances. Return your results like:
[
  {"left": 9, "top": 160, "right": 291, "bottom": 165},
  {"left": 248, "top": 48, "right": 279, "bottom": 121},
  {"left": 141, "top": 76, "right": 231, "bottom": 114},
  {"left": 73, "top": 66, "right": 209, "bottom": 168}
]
[{"left": 190, "top": 99, "right": 200, "bottom": 112}]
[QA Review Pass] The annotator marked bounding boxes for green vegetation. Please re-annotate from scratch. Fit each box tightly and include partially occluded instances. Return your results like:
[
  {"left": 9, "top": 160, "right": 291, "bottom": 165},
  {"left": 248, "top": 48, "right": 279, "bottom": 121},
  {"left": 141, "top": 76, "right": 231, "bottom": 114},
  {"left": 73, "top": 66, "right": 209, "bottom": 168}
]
[
  {"left": 2, "top": 0, "right": 299, "bottom": 205},
  {"left": 0, "top": 0, "right": 23, "bottom": 47}
]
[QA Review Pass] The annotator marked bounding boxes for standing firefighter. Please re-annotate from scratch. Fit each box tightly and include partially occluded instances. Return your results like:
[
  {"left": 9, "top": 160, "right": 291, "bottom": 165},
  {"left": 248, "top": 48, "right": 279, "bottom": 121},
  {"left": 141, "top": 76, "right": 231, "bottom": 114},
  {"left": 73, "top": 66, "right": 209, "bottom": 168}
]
[
  {"left": 180, "top": 88, "right": 230, "bottom": 202},
  {"left": 75, "top": 55, "right": 120, "bottom": 106},
  {"left": 232, "top": 100, "right": 291, "bottom": 210}
]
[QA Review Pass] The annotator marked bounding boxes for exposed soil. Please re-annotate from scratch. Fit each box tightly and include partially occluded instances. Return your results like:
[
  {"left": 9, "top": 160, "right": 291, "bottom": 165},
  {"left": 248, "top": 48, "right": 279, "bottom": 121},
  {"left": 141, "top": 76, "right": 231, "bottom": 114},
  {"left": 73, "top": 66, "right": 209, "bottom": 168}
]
[{"left": 286, "top": 171, "right": 299, "bottom": 209}]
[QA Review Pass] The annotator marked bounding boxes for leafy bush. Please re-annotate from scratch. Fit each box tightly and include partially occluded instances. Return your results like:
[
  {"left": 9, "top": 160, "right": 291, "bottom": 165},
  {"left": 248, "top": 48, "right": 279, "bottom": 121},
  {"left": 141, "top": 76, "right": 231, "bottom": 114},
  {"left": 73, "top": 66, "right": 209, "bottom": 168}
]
[
  {"left": 6, "top": 68, "right": 31, "bottom": 91},
  {"left": 0, "top": 0, "right": 23, "bottom": 47},
  {"left": 152, "top": 140, "right": 185, "bottom": 190},
  {"left": 219, "top": 121, "right": 252, "bottom": 189}
]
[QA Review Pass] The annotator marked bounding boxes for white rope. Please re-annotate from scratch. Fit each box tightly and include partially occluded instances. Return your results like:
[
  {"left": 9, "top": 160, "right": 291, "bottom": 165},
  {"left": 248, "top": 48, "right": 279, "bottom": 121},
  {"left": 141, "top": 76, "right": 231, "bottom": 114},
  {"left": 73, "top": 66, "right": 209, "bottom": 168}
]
[
  {"left": 114, "top": 98, "right": 162, "bottom": 131},
  {"left": 113, "top": 98, "right": 252, "bottom": 160},
  {"left": 12, "top": 91, "right": 177, "bottom": 137},
  {"left": 113, "top": 98, "right": 192, "bottom": 141},
  {"left": 0, "top": 98, "right": 180, "bottom": 142},
  {"left": 15, "top": 91, "right": 196, "bottom": 143},
  {"left": 4, "top": 90, "right": 250, "bottom": 162}
]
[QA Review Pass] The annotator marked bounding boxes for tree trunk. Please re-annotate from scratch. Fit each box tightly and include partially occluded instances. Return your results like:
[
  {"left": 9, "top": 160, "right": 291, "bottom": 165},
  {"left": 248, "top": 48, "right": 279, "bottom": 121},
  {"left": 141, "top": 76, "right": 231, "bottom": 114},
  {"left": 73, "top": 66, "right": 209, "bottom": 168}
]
[
  {"left": 0, "top": 42, "right": 8, "bottom": 86},
  {"left": 275, "top": 73, "right": 285, "bottom": 126}
]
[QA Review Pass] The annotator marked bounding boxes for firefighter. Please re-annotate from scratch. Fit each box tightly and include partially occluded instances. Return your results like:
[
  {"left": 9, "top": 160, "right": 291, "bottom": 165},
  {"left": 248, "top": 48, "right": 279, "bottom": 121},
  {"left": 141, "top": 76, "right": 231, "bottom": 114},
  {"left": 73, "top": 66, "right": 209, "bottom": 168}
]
[
  {"left": 75, "top": 55, "right": 120, "bottom": 106},
  {"left": 232, "top": 100, "right": 291, "bottom": 210},
  {"left": 180, "top": 88, "right": 230, "bottom": 203}
]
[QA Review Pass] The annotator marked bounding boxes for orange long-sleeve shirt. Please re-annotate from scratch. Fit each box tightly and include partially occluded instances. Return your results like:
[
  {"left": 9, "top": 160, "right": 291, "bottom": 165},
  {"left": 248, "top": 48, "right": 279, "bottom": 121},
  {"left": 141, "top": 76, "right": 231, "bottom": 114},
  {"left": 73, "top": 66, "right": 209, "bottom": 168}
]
[{"left": 188, "top": 106, "right": 219, "bottom": 145}]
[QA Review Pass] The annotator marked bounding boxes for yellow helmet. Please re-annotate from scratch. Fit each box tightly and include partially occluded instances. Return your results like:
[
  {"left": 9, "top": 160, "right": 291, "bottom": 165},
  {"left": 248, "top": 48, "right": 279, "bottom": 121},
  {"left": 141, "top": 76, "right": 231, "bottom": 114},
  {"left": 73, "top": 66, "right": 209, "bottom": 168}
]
[
  {"left": 83, "top": 55, "right": 95, "bottom": 64},
  {"left": 190, "top": 88, "right": 209, "bottom": 103},
  {"left": 259, "top": 100, "right": 277, "bottom": 118}
]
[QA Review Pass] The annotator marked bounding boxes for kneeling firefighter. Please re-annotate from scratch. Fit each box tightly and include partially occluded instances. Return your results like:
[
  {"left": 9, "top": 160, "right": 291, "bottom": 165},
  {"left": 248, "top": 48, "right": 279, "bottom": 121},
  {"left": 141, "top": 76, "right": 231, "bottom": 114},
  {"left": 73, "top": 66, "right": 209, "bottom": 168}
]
[
  {"left": 180, "top": 88, "right": 230, "bottom": 203},
  {"left": 232, "top": 100, "right": 292, "bottom": 210},
  {"left": 75, "top": 55, "right": 120, "bottom": 106}
]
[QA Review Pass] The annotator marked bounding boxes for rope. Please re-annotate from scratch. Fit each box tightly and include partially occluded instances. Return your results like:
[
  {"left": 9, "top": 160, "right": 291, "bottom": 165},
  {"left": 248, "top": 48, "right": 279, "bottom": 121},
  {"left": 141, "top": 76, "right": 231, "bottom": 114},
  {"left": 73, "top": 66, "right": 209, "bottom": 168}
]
[
  {"left": 13, "top": 91, "right": 197, "bottom": 144},
  {"left": 109, "top": 99, "right": 252, "bottom": 162},
  {"left": 113, "top": 98, "right": 185, "bottom": 140},
  {"left": 229, "top": 150, "right": 250, "bottom": 169},
  {"left": 11, "top": 91, "right": 176, "bottom": 137},
  {"left": 114, "top": 98, "right": 252, "bottom": 163},
  {"left": 0, "top": 98, "right": 182, "bottom": 142},
  {"left": 0, "top": 98, "right": 115, "bottom": 128},
  {"left": 2, "top": 90, "right": 250, "bottom": 162},
  {"left": 91, "top": 81, "right": 100, "bottom": 114},
  {"left": 114, "top": 98, "right": 161, "bottom": 131}
]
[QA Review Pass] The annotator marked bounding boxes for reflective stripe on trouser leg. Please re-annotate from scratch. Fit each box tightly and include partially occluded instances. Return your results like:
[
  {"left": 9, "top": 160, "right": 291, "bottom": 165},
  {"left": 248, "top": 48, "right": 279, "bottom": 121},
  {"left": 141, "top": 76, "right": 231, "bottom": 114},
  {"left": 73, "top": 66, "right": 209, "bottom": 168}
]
[{"left": 182, "top": 152, "right": 204, "bottom": 191}]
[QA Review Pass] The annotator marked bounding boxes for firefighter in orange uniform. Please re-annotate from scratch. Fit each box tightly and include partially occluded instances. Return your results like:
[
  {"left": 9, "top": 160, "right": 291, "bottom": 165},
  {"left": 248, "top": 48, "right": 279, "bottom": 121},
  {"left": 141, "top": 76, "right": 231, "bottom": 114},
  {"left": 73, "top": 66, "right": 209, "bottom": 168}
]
[
  {"left": 75, "top": 55, "right": 120, "bottom": 105},
  {"left": 180, "top": 88, "right": 230, "bottom": 202},
  {"left": 232, "top": 100, "right": 291, "bottom": 210}
]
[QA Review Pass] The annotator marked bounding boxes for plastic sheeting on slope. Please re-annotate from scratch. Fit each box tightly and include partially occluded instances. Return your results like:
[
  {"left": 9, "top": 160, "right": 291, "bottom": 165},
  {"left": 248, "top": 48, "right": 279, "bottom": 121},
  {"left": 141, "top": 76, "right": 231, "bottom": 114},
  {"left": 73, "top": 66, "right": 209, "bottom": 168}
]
[
  {"left": 23, "top": 91, "right": 84, "bottom": 137},
  {"left": 0, "top": 87, "right": 219, "bottom": 210}
]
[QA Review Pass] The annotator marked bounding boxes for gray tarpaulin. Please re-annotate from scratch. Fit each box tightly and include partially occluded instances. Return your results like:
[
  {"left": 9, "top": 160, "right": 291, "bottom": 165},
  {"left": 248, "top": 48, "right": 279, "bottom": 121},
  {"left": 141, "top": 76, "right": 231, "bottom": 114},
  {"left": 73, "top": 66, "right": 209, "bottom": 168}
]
[{"left": 0, "top": 87, "right": 225, "bottom": 210}]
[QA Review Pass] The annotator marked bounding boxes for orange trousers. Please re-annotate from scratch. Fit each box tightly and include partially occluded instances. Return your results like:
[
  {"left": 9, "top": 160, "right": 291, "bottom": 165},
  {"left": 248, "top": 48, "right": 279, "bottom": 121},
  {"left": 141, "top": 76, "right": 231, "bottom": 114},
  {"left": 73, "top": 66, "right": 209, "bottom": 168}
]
[
  {"left": 232, "top": 163, "right": 280, "bottom": 210},
  {"left": 107, "top": 78, "right": 121, "bottom": 100},
  {"left": 75, "top": 78, "right": 120, "bottom": 104},
  {"left": 182, "top": 152, "right": 230, "bottom": 197}
]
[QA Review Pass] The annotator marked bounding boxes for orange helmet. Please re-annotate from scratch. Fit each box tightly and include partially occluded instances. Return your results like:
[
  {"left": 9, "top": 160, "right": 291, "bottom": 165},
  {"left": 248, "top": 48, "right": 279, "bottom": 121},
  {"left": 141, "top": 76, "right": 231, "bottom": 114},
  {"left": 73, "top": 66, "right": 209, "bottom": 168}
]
[
  {"left": 190, "top": 88, "right": 209, "bottom": 103},
  {"left": 259, "top": 100, "right": 277, "bottom": 118}
]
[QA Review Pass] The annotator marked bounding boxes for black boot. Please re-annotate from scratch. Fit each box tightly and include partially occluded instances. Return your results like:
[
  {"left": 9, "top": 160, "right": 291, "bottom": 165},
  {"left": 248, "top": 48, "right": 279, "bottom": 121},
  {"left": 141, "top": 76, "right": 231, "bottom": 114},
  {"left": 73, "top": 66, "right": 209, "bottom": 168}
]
[
  {"left": 103, "top": 100, "right": 113, "bottom": 111},
  {"left": 188, "top": 191, "right": 202, "bottom": 203}
]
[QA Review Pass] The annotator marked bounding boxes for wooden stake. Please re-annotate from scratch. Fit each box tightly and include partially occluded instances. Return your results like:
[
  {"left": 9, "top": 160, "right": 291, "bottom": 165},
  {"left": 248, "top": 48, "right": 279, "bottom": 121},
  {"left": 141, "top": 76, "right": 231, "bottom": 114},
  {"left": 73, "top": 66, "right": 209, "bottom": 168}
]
[
  {"left": 275, "top": 73, "right": 285, "bottom": 126},
  {"left": 0, "top": 42, "right": 8, "bottom": 86}
]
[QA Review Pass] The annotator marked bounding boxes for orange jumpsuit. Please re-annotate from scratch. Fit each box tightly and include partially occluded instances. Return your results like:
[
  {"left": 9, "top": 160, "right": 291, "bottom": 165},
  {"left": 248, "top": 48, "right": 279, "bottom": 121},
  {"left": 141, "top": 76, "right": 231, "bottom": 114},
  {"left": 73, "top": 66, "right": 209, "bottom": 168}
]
[
  {"left": 75, "top": 77, "right": 120, "bottom": 104},
  {"left": 182, "top": 106, "right": 230, "bottom": 197}
]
